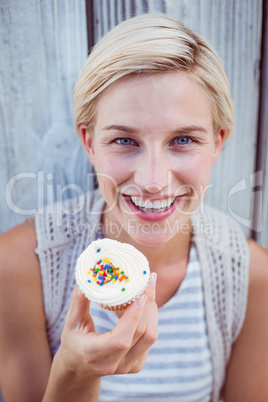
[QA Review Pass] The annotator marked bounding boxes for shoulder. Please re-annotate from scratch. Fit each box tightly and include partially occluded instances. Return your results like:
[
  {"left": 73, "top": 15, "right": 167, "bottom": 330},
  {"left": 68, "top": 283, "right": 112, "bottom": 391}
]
[
  {"left": 0, "top": 221, "right": 42, "bottom": 332},
  {"left": 248, "top": 237, "right": 268, "bottom": 274},
  {"left": 0, "top": 221, "right": 44, "bottom": 328},
  {"left": 246, "top": 238, "right": 268, "bottom": 334},
  {"left": 0, "top": 222, "right": 52, "bottom": 398},
  {"left": 246, "top": 238, "right": 268, "bottom": 327},
  {"left": 223, "top": 239, "right": 268, "bottom": 401},
  {"left": 0, "top": 220, "right": 38, "bottom": 277}
]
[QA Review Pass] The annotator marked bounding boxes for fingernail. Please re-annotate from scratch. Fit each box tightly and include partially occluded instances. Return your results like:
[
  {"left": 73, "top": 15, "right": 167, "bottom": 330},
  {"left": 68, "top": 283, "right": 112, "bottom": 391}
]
[
  {"left": 74, "top": 286, "right": 81, "bottom": 296},
  {"left": 148, "top": 272, "right": 157, "bottom": 288},
  {"left": 137, "top": 294, "right": 147, "bottom": 308}
]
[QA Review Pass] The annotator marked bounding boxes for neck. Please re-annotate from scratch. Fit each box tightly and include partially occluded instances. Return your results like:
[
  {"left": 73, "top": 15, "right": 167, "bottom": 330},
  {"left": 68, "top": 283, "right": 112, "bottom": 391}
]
[
  {"left": 135, "top": 231, "right": 191, "bottom": 272},
  {"left": 101, "top": 214, "right": 192, "bottom": 273}
]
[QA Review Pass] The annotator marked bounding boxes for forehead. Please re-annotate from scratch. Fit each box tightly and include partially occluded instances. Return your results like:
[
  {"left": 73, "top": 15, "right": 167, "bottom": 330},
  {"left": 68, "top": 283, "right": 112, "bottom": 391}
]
[{"left": 95, "top": 72, "right": 213, "bottom": 130}]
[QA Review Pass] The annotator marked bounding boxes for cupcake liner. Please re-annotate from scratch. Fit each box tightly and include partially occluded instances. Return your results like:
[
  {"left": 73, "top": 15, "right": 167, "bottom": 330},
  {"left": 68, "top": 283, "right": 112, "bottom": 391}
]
[{"left": 98, "top": 289, "right": 146, "bottom": 311}]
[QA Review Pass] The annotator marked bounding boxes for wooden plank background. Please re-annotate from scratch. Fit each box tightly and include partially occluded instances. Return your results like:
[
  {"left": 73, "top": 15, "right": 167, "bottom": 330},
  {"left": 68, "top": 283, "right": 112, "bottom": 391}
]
[
  {"left": 254, "top": 0, "right": 268, "bottom": 247},
  {"left": 0, "top": 0, "right": 267, "bottom": 248},
  {"left": 0, "top": 0, "right": 93, "bottom": 234}
]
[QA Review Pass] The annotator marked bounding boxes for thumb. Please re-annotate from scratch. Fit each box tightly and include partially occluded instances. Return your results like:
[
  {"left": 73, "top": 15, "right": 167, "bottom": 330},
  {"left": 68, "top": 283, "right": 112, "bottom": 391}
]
[{"left": 66, "top": 286, "right": 91, "bottom": 328}]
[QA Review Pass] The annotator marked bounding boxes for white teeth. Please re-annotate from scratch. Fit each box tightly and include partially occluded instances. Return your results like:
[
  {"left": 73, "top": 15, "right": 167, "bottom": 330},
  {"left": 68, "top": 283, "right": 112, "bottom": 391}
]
[
  {"left": 131, "top": 196, "right": 138, "bottom": 205},
  {"left": 152, "top": 200, "right": 161, "bottom": 209},
  {"left": 144, "top": 200, "right": 153, "bottom": 209},
  {"left": 130, "top": 196, "right": 176, "bottom": 211}
]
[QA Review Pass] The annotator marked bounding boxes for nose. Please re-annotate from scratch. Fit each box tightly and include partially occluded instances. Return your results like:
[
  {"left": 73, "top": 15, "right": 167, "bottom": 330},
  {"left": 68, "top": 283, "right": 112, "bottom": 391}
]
[{"left": 134, "top": 147, "right": 171, "bottom": 193}]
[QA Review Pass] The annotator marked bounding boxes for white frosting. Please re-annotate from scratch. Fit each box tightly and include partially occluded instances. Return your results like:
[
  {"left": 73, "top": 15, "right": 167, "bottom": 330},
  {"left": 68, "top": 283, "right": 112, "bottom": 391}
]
[{"left": 75, "top": 238, "right": 150, "bottom": 308}]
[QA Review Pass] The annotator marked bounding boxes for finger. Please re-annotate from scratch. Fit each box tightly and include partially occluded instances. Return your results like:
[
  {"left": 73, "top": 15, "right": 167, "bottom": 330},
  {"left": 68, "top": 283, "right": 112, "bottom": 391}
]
[
  {"left": 131, "top": 272, "right": 157, "bottom": 344},
  {"left": 110, "top": 293, "right": 148, "bottom": 350},
  {"left": 142, "top": 272, "right": 157, "bottom": 303},
  {"left": 124, "top": 301, "right": 158, "bottom": 373},
  {"left": 110, "top": 272, "right": 157, "bottom": 349},
  {"left": 66, "top": 286, "right": 91, "bottom": 328},
  {"left": 77, "top": 294, "right": 148, "bottom": 366}
]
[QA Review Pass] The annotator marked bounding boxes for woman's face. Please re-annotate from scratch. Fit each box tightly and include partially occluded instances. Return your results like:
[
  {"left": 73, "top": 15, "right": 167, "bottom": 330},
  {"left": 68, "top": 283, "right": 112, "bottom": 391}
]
[{"left": 82, "top": 72, "right": 225, "bottom": 246}]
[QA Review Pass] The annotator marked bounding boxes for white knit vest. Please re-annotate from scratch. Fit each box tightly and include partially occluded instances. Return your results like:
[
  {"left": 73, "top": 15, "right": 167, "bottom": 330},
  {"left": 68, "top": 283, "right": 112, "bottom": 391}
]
[{"left": 35, "top": 190, "right": 249, "bottom": 402}]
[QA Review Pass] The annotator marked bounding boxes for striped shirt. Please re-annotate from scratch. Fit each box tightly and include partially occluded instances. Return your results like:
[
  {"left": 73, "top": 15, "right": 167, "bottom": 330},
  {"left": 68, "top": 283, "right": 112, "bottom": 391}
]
[{"left": 90, "top": 244, "right": 213, "bottom": 401}]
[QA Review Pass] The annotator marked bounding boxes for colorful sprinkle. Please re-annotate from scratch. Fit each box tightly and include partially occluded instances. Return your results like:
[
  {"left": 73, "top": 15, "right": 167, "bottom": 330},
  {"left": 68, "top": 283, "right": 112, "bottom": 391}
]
[
  {"left": 143, "top": 270, "right": 147, "bottom": 275},
  {"left": 122, "top": 288, "right": 125, "bottom": 292},
  {"left": 97, "top": 248, "right": 101, "bottom": 253},
  {"left": 87, "top": 254, "right": 130, "bottom": 287},
  {"left": 119, "top": 275, "right": 127, "bottom": 282}
]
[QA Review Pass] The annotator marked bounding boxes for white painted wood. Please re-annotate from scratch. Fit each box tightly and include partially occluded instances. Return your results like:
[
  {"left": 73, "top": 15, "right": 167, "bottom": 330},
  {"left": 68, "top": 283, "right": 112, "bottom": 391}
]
[
  {"left": 255, "top": 1, "right": 268, "bottom": 248},
  {"left": 0, "top": 0, "right": 93, "bottom": 233},
  {"left": 93, "top": 0, "right": 264, "bottom": 238}
]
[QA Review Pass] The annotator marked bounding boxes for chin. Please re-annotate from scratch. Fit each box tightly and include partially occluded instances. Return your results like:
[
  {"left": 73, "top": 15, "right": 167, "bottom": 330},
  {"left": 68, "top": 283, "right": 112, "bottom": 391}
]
[{"left": 126, "top": 225, "right": 176, "bottom": 248}]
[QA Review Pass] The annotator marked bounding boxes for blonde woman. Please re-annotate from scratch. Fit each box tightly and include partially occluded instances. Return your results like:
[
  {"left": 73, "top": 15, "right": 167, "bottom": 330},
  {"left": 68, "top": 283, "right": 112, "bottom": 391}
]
[{"left": 0, "top": 14, "right": 267, "bottom": 402}]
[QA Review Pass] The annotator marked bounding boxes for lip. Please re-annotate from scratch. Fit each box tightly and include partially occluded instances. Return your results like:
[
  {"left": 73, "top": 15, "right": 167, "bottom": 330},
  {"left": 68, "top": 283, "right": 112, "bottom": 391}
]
[
  {"left": 123, "top": 194, "right": 177, "bottom": 201},
  {"left": 123, "top": 195, "right": 183, "bottom": 222}
]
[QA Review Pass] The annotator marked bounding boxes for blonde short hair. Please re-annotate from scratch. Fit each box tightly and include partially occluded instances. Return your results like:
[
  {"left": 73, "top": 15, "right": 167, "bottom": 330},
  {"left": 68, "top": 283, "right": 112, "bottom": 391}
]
[{"left": 74, "top": 13, "right": 234, "bottom": 138}]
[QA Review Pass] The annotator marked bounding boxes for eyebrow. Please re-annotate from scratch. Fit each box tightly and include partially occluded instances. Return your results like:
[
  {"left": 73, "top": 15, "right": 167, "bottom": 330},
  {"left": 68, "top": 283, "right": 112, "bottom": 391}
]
[
  {"left": 102, "top": 124, "right": 208, "bottom": 134},
  {"left": 102, "top": 125, "right": 138, "bottom": 134}
]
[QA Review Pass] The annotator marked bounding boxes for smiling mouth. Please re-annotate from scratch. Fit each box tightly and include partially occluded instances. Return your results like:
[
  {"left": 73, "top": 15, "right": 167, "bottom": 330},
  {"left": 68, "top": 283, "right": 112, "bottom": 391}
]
[{"left": 129, "top": 196, "right": 177, "bottom": 213}]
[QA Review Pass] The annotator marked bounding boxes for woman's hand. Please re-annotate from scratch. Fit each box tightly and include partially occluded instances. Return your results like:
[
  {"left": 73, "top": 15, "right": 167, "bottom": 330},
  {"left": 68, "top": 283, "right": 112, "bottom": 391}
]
[{"left": 44, "top": 273, "right": 158, "bottom": 402}]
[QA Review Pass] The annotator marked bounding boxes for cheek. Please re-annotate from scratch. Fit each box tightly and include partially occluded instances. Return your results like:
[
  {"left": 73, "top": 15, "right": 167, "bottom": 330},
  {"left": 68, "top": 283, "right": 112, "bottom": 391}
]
[
  {"left": 174, "top": 151, "right": 213, "bottom": 186},
  {"left": 94, "top": 153, "right": 131, "bottom": 191}
]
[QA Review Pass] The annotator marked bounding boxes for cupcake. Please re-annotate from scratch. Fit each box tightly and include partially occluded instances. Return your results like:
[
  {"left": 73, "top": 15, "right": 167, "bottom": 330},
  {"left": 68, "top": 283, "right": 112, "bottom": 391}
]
[{"left": 75, "top": 238, "right": 150, "bottom": 310}]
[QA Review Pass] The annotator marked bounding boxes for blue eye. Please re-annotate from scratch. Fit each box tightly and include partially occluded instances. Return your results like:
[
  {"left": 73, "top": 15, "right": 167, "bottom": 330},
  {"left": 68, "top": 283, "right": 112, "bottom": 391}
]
[
  {"left": 115, "top": 138, "right": 137, "bottom": 146},
  {"left": 175, "top": 136, "right": 193, "bottom": 145}
]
